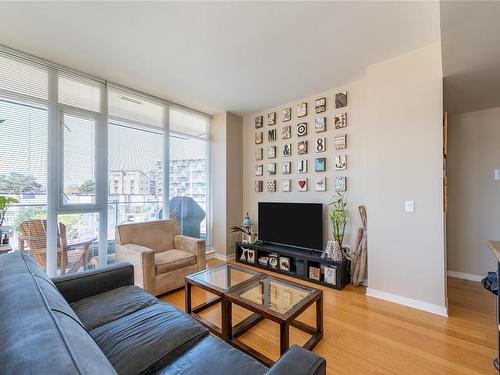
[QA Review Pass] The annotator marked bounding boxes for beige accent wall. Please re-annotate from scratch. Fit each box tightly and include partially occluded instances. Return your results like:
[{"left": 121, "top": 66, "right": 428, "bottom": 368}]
[
  {"left": 242, "top": 43, "right": 447, "bottom": 313},
  {"left": 447, "top": 107, "right": 500, "bottom": 277},
  {"left": 211, "top": 112, "right": 243, "bottom": 258}
]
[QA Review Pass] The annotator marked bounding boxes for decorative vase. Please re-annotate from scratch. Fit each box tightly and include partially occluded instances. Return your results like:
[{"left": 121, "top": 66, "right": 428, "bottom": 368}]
[
  {"left": 332, "top": 240, "right": 344, "bottom": 262},
  {"left": 324, "top": 240, "right": 335, "bottom": 260}
]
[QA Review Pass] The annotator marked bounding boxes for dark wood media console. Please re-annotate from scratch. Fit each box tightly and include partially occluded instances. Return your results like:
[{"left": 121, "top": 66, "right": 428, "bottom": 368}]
[{"left": 235, "top": 241, "right": 349, "bottom": 290}]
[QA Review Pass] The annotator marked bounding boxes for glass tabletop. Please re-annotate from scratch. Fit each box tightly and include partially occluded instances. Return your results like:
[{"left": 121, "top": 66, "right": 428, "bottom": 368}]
[
  {"left": 189, "top": 264, "right": 260, "bottom": 291},
  {"left": 234, "top": 276, "right": 315, "bottom": 315}
]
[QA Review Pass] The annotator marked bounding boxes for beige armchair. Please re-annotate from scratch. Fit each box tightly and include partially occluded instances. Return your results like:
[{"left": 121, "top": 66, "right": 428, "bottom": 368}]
[{"left": 115, "top": 220, "right": 206, "bottom": 296}]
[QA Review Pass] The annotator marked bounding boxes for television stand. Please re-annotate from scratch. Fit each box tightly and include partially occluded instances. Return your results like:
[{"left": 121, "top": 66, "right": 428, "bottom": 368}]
[{"left": 235, "top": 241, "right": 349, "bottom": 290}]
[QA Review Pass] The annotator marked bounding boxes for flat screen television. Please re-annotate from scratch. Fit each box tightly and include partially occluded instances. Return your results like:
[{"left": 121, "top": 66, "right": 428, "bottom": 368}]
[{"left": 258, "top": 202, "right": 323, "bottom": 251}]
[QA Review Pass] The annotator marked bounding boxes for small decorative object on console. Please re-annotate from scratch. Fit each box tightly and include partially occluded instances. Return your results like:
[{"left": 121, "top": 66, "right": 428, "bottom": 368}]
[
  {"left": 246, "top": 249, "right": 256, "bottom": 263},
  {"left": 268, "top": 253, "right": 278, "bottom": 269},
  {"left": 280, "top": 257, "right": 290, "bottom": 272},
  {"left": 258, "top": 256, "right": 269, "bottom": 266},
  {"left": 324, "top": 266, "right": 337, "bottom": 285},
  {"left": 309, "top": 266, "right": 321, "bottom": 280}
]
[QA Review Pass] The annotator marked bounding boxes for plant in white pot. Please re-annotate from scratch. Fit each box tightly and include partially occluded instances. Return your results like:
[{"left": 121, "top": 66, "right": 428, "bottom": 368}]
[
  {"left": 0, "top": 196, "right": 19, "bottom": 238},
  {"left": 327, "top": 193, "right": 349, "bottom": 261}
]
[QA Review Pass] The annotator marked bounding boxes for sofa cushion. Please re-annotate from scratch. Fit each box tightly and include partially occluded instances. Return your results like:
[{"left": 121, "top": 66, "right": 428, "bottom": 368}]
[
  {"left": 71, "top": 285, "right": 158, "bottom": 330},
  {"left": 0, "top": 253, "right": 116, "bottom": 375},
  {"left": 158, "top": 335, "right": 268, "bottom": 375},
  {"left": 155, "top": 249, "right": 196, "bottom": 274},
  {"left": 90, "top": 302, "right": 209, "bottom": 375}
]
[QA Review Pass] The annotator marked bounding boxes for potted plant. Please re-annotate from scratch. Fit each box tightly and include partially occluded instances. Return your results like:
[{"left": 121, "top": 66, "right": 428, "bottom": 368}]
[
  {"left": 0, "top": 196, "right": 19, "bottom": 238},
  {"left": 327, "top": 193, "right": 349, "bottom": 261}
]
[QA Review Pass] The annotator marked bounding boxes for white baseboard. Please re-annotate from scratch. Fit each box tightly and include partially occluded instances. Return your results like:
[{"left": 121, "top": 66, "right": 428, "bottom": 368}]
[
  {"left": 366, "top": 288, "right": 448, "bottom": 317},
  {"left": 447, "top": 270, "right": 483, "bottom": 282}
]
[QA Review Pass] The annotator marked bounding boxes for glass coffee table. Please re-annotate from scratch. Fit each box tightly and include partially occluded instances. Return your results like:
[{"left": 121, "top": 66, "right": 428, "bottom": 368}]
[
  {"left": 225, "top": 275, "right": 323, "bottom": 366},
  {"left": 185, "top": 264, "right": 262, "bottom": 339}
]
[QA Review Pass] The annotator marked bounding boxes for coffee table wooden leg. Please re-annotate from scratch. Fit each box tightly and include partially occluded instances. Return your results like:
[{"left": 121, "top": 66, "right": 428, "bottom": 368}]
[
  {"left": 280, "top": 322, "right": 289, "bottom": 355},
  {"left": 185, "top": 282, "right": 192, "bottom": 314},
  {"left": 316, "top": 294, "right": 323, "bottom": 336},
  {"left": 222, "top": 299, "right": 232, "bottom": 340}
]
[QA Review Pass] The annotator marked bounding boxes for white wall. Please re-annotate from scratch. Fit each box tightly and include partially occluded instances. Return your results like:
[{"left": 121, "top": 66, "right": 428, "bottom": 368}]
[
  {"left": 364, "top": 43, "right": 446, "bottom": 315},
  {"left": 242, "top": 43, "right": 447, "bottom": 315},
  {"left": 447, "top": 107, "right": 500, "bottom": 279}
]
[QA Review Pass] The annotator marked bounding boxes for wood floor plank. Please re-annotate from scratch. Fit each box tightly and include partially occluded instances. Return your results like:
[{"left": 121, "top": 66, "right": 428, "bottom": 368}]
[{"left": 160, "top": 259, "right": 497, "bottom": 375}]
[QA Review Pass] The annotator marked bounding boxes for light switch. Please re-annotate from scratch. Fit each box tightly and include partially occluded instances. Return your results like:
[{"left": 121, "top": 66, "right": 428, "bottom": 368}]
[
  {"left": 495, "top": 169, "right": 500, "bottom": 181},
  {"left": 405, "top": 200, "right": 415, "bottom": 213}
]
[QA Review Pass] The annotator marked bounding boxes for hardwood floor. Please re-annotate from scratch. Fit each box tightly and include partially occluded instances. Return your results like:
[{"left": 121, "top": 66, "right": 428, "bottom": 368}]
[{"left": 160, "top": 259, "right": 497, "bottom": 374}]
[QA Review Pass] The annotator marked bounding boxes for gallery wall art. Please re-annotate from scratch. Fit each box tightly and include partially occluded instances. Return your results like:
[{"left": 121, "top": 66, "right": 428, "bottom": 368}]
[
  {"left": 282, "top": 108, "right": 291, "bottom": 122},
  {"left": 335, "top": 92, "right": 347, "bottom": 108},
  {"left": 315, "top": 98, "right": 326, "bottom": 114},
  {"left": 255, "top": 116, "right": 263, "bottom": 128},
  {"left": 297, "top": 103, "right": 307, "bottom": 117},
  {"left": 267, "top": 112, "right": 276, "bottom": 125},
  {"left": 297, "top": 122, "right": 307, "bottom": 137},
  {"left": 254, "top": 89, "right": 349, "bottom": 194}
]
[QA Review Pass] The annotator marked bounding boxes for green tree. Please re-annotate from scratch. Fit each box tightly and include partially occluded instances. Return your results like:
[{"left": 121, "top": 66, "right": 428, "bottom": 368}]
[
  {"left": 78, "top": 180, "right": 95, "bottom": 193},
  {"left": 0, "top": 172, "right": 42, "bottom": 194},
  {"left": 12, "top": 206, "right": 46, "bottom": 230}
]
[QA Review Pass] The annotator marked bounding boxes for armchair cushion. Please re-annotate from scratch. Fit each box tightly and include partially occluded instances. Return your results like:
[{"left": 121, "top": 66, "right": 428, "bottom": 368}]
[{"left": 155, "top": 250, "right": 196, "bottom": 275}]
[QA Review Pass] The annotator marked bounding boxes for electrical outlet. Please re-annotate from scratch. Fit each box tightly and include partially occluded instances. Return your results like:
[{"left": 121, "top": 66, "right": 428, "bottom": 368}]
[{"left": 405, "top": 200, "right": 415, "bottom": 213}]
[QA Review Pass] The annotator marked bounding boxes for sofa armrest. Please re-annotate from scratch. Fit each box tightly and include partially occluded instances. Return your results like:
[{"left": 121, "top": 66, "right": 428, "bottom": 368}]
[
  {"left": 266, "top": 345, "right": 326, "bottom": 375},
  {"left": 115, "top": 243, "right": 155, "bottom": 294},
  {"left": 52, "top": 263, "right": 134, "bottom": 303},
  {"left": 174, "top": 235, "right": 206, "bottom": 270}
]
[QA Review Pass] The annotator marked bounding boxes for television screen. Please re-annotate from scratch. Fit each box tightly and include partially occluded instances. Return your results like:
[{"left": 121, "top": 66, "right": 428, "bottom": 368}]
[{"left": 258, "top": 202, "right": 323, "bottom": 251}]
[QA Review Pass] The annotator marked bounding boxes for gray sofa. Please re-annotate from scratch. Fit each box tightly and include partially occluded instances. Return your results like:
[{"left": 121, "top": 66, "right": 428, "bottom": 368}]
[{"left": 0, "top": 252, "right": 326, "bottom": 375}]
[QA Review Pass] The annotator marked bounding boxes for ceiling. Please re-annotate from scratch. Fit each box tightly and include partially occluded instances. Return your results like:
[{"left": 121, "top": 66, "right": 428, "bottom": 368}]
[
  {"left": 0, "top": 2, "right": 440, "bottom": 116},
  {"left": 441, "top": 1, "right": 500, "bottom": 114}
]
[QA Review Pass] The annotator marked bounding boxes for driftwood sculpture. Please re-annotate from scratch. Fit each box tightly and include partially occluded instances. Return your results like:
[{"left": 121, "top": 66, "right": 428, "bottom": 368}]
[{"left": 350, "top": 205, "right": 367, "bottom": 287}]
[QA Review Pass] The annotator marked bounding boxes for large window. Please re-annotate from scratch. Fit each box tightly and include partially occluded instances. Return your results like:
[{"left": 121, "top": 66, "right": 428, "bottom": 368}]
[
  {"left": 168, "top": 109, "right": 209, "bottom": 243},
  {"left": 0, "top": 50, "right": 211, "bottom": 275},
  {"left": 0, "top": 99, "right": 48, "bottom": 254}
]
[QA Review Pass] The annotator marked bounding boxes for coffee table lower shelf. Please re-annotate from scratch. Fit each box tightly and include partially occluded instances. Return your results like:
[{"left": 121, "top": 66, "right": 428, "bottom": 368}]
[{"left": 225, "top": 293, "right": 323, "bottom": 366}]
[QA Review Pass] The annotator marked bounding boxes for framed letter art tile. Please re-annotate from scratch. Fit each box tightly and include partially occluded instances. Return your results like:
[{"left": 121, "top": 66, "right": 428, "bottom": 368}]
[
  {"left": 297, "top": 159, "right": 307, "bottom": 173},
  {"left": 298, "top": 178, "right": 308, "bottom": 192},
  {"left": 282, "top": 179, "right": 291, "bottom": 192},
  {"left": 267, "top": 112, "right": 276, "bottom": 125},
  {"left": 267, "top": 180, "right": 277, "bottom": 192},
  {"left": 315, "top": 177, "right": 326, "bottom": 192},
  {"left": 282, "top": 107, "right": 291, "bottom": 122}
]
